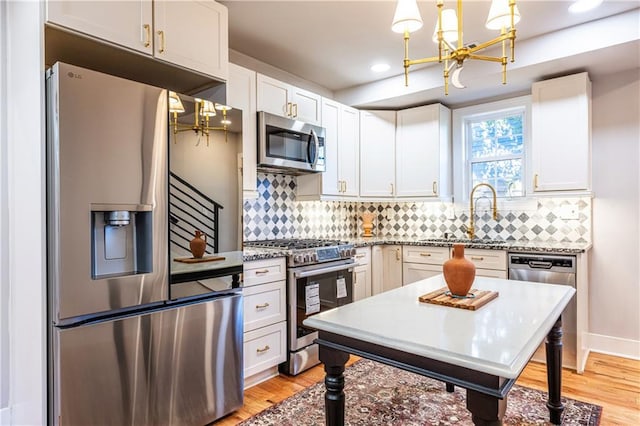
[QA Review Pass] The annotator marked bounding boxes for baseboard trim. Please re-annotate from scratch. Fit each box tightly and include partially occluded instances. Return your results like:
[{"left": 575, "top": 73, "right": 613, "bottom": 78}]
[
  {"left": 244, "top": 366, "right": 279, "bottom": 390},
  {"left": 586, "top": 333, "right": 640, "bottom": 360}
]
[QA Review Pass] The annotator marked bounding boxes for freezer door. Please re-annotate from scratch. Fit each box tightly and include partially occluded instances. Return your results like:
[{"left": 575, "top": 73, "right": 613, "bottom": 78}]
[
  {"left": 47, "top": 62, "right": 169, "bottom": 322},
  {"left": 53, "top": 295, "right": 243, "bottom": 426}
]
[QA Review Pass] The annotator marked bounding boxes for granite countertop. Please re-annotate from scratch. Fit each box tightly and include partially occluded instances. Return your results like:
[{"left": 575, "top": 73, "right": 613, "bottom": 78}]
[
  {"left": 242, "top": 238, "right": 591, "bottom": 261},
  {"left": 348, "top": 236, "right": 592, "bottom": 254}
]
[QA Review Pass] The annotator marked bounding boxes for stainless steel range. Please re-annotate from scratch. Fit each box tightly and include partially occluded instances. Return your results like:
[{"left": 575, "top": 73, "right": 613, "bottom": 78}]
[{"left": 244, "top": 239, "right": 356, "bottom": 375}]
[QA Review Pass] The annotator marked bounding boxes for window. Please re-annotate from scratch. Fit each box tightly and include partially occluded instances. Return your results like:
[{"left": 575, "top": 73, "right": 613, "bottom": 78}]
[
  {"left": 467, "top": 110, "right": 524, "bottom": 197},
  {"left": 452, "top": 96, "right": 531, "bottom": 202}
]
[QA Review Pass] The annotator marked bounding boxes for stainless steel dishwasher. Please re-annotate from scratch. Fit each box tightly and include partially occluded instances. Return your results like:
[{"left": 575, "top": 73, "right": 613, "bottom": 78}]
[{"left": 508, "top": 253, "right": 577, "bottom": 369}]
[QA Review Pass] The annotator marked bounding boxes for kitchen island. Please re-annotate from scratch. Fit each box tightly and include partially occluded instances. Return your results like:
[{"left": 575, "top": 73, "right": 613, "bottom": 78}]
[{"left": 304, "top": 275, "right": 575, "bottom": 425}]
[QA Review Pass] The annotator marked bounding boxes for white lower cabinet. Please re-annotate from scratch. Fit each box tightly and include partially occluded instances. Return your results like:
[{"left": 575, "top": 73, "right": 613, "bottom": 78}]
[
  {"left": 371, "top": 245, "right": 402, "bottom": 294},
  {"left": 402, "top": 245, "right": 449, "bottom": 285},
  {"left": 242, "top": 257, "right": 287, "bottom": 388},
  {"left": 459, "top": 248, "right": 507, "bottom": 279},
  {"left": 353, "top": 247, "right": 372, "bottom": 301}
]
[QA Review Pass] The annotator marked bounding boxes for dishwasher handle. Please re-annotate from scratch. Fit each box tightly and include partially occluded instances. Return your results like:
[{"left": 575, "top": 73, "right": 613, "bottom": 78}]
[{"left": 528, "top": 261, "right": 553, "bottom": 269}]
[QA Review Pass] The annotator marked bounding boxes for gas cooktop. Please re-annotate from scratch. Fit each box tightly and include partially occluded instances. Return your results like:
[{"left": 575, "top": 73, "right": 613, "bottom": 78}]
[
  {"left": 244, "top": 239, "right": 355, "bottom": 266},
  {"left": 244, "top": 239, "right": 350, "bottom": 250}
]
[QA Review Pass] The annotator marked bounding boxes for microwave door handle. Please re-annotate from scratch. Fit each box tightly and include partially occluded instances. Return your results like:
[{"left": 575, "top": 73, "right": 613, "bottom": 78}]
[{"left": 308, "top": 129, "right": 319, "bottom": 169}]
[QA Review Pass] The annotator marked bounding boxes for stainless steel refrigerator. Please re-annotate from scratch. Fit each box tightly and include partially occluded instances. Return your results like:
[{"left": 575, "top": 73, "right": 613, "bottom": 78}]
[{"left": 46, "top": 62, "right": 243, "bottom": 426}]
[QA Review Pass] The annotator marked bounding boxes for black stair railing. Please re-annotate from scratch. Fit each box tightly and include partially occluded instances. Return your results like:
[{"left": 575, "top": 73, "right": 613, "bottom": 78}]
[{"left": 169, "top": 172, "right": 223, "bottom": 255}]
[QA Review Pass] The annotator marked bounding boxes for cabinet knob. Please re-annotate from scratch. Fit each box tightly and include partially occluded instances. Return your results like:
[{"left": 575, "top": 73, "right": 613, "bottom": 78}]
[
  {"left": 390, "top": 183, "right": 394, "bottom": 195},
  {"left": 419, "top": 253, "right": 432, "bottom": 257},
  {"left": 255, "top": 269, "right": 269, "bottom": 275},
  {"left": 255, "top": 302, "right": 270, "bottom": 309},
  {"left": 256, "top": 345, "right": 270, "bottom": 353},
  {"left": 286, "top": 102, "right": 293, "bottom": 117},
  {"left": 432, "top": 181, "right": 438, "bottom": 195},
  {"left": 534, "top": 173, "right": 539, "bottom": 189},
  {"left": 292, "top": 103, "right": 298, "bottom": 118},
  {"left": 471, "top": 256, "right": 484, "bottom": 261}
]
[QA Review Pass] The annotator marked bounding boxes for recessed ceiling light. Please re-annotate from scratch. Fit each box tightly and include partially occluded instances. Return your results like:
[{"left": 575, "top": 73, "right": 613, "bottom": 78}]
[
  {"left": 568, "top": 0, "right": 603, "bottom": 13},
  {"left": 371, "top": 63, "right": 390, "bottom": 73}
]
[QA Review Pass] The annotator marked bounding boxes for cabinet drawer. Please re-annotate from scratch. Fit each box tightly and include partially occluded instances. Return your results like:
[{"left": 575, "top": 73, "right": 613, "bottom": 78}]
[
  {"left": 402, "top": 262, "right": 442, "bottom": 286},
  {"left": 461, "top": 249, "right": 507, "bottom": 271},
  {"left": 243, "top": 280, "right": 286, "bottom": 332},
  {"left": 403, "top": 246, "right": 449, "bottom": 265},
  {"left": 243, "top": 257, "right": 286, "bottom": 286},
  {"left": 476, "top": 268, "right": 508, "bottom": 279},
  {"left": 354, "top": 247, "right": 371, "bottom": 266},
  {"left": 243, "top": 321, "right": 286, "bottom": 378}
]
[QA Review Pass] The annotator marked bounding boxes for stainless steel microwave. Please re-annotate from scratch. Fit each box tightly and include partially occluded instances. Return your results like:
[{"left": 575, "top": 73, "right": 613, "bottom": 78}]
[{"left": 258, "top": 111, "right": 326, "bottom": 174}]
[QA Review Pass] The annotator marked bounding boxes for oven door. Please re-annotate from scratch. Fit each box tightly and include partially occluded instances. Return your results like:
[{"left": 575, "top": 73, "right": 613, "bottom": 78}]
[{"left": 288, "top": 260, "right": 354, "bottom": 351}]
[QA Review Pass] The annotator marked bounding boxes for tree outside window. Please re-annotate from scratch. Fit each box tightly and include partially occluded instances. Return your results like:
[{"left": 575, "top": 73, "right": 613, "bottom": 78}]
[{"left": 467, "top": 111, "right": 524, "bottom": 198}]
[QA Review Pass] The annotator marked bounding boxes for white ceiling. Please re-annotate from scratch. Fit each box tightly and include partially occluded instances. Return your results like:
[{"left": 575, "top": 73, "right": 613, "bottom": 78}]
[{"left": 221, "top": 0, "right": 640, "bottom": 108}]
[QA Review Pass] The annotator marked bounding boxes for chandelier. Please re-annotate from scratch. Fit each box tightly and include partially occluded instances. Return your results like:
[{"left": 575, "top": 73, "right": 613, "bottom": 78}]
[
  {"left": 392, "top": 0, "right": 520, "bottom": 95},
  {"left": 169, "top": 91, "right": 232, "bottom": 146}
]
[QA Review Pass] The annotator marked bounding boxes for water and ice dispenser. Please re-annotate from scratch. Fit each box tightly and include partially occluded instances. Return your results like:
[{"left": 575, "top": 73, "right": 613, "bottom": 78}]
[{"left": 91, "top": 205, "right": 153, "bottom": 279}]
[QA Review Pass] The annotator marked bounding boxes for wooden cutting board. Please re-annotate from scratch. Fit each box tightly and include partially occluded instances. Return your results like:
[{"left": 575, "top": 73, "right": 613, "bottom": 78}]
[
  {"left": 418, "top": 287, "right": 499, "bottom": 311},
  {"left": 174, "top": 255, "right": 226, "bottom": 264}
]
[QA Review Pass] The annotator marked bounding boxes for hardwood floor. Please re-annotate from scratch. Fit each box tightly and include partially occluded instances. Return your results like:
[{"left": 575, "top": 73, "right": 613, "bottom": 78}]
[{"left": 215, "top": 353, "right": 640, "bottom": 425}]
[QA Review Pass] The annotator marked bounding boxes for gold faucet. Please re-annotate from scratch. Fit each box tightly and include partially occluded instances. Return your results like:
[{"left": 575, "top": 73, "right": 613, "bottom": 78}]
[{"left": 468, "top": 183, "right": 498, "bottom": 239}]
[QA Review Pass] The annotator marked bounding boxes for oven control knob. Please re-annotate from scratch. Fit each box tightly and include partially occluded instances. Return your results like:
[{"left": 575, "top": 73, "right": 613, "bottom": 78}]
[
  {"left": 294, "top": 254, "right": 303, "bottom": 264},
  {"left": 310, "top": 252, "right": 318, "bottom": 262},
  {"left": 350, "top": 248, "right": 356, "bottom": 257},
  {"left": 302, "top": 253, "right": 310, "bottom": 263}
]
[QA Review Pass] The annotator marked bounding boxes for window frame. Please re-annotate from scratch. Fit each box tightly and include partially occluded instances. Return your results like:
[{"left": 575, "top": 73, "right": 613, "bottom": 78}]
[{"left": 452, "top": 95, "right": 532, "bottom": 203}]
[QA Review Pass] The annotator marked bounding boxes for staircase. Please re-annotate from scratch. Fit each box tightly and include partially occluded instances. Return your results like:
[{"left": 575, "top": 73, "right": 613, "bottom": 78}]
[{"left": 169, "top": 172, "right": 222, "bottom": 255}]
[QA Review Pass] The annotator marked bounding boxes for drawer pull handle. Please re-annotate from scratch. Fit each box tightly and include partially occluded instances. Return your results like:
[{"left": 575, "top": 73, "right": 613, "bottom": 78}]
[
  {"left": 419, "top": 253, "right": 432, "bottom": 257},
  {"left": 471, "top": 256, "right": 484, "bottom": 261},
  {"left": 255, "top": 302, "right": 270, "bottom": 309},
  {"left": 255, "top": 269, "right": 269, "bottom": 275},
  {"left": 355, "top": 254, "right": 366, "bottom": 258},
  {"left": 256, "top": 345, "right": 270, "bottom": 353}
]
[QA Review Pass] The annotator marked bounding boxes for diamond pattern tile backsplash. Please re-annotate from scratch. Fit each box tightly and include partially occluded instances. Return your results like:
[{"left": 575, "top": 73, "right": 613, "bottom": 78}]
[{"left": 243, "top": 173, "right": 592, "bottom": 243}]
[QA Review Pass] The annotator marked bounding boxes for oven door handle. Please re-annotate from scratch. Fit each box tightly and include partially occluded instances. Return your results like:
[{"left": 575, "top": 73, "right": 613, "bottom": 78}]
[{"left": 294, "top": 264, "right": 353, "bottom": 279}]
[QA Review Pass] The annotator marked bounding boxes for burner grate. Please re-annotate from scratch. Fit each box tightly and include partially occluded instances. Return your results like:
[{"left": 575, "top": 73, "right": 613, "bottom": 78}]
[{"left": 244, "top": 239, "right": 348, "bottom": 250}]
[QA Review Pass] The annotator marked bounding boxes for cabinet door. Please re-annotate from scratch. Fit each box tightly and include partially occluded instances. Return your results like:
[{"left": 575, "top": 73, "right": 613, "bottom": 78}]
[
  {"left": 46, "top": 0, "right": 153, "bottom": 54},
  {"left": 381, "top": 245, "right": 403, "bottom": 292},
  {"left": 532, "top": 72, "right": 591, "bottom": 192},
  {"left": 402, "top": 263, "right": 442, "bottom": 286},
  {"left": 353, "top": 265, "right": 371, "bottom": 301},
  {"left": 153, "top": 0, "right": 228, "bottom": 80},
  {"left": 320, "top": 99, "right": 341, "bottom": 196},
  {"left": 339, "top": 106, "right": 360, "bottom": 196},
  {"left": 228, "top": 63, "right": 258, "bottom": 198},
  {"left": 256, "top": 74, "right": 291, "bottom": 118},
  {"left": 291, "top": 87, "right": 322, "bottom": 125},
  {"left": 360, "top": 110, "right": 396, "bottom": 198},
  {"left": 395, "top": 104, "right": 450, "bottom": 198}
]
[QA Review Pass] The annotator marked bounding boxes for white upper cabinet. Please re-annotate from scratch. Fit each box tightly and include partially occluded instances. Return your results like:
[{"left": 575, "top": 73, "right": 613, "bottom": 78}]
[
  {"left": 227, "top": 63, "right": 257, "bottom": 199},
  {"left": 256, "top": 74, "right": 322, "bottom": 125},
  {"left": 531, "top": 72, "right": 591, "bottom": 192},
  {"left": 359, "top": 110, "right": 396, "bottom": 198},
  {"left": 395, "top": 104, "right": 451, "bottom": 198},
  {"left": 46, "top": 0, "right": 229, "bottom": 81},
  {"left": 297, "top": 98, "right": 359, "bottom": 199}
]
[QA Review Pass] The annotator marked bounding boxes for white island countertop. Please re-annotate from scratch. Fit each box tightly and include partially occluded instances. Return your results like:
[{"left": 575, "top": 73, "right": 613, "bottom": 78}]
[{"left": 304, "top": 274, "right": 575, "bottom": 379}]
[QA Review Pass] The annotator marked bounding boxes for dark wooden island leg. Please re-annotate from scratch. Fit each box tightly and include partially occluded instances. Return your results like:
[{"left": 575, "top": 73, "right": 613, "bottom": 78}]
[
  {"left": 318, "top": 344, "right": 350, "bottom": 426},
  {"left": 466, "top": 390, "right": 506, "bottom": 426},
  {"left": 545, "top": 316, "right": 565, "bottom": 424}
]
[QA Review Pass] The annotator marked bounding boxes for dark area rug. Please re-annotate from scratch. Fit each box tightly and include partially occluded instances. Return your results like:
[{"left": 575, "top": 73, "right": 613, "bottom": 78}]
[{"left": 239, "top": 359, "right": 601, "bottom": 426}]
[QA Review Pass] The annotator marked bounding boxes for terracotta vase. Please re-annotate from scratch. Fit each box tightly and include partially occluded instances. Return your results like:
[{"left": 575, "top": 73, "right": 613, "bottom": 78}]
[
  {"left": 362, "top": 212, "right": 375, "bottom": 237},
  {"left": 189, "top": 230, "right": 207, "bottom": 259},
  {"left": 443, "top": 244, "right": 476, "bottom": 297}
]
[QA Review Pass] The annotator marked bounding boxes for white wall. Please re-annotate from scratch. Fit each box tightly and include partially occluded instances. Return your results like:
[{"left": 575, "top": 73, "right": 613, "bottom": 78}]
[
  {"left": 170, "top": 131, "right": 242, "bottom": 252},
  {"left": 0, "top": 1, "right": 47, "bottom": 425},
  {"left": 589, "top": 68, "right": 640, "bottom": 357}
]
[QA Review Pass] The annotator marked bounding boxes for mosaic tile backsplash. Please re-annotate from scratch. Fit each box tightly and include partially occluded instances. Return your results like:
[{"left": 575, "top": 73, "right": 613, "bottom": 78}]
[{"left": 243, "top": 173, "right": 592, "bottom": 244}]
